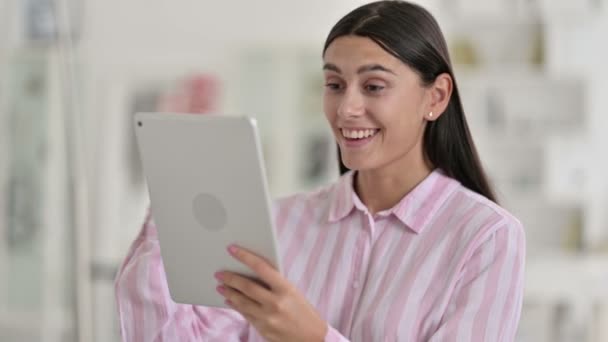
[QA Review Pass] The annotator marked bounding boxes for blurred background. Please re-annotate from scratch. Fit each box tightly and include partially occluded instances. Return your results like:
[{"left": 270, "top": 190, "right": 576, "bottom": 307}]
[{"left": 1, "top": 0, "right": 607, "bottom": 341}]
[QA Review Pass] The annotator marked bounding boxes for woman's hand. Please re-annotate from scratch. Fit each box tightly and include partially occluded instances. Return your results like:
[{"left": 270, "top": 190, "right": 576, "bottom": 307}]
[{"left": 215, "top": 245, "right": 328, "bottom": 342}]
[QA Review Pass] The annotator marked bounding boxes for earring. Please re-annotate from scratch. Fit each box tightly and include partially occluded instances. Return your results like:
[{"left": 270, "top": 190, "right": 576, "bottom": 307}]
[{"left": 428, "top": 111, "right": 434, "bottom": 118}]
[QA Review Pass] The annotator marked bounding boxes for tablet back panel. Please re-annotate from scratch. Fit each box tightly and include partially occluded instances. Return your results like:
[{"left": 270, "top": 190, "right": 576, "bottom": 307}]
[{"left": 134, "top": 112, "right": 281, "bottom": 307}]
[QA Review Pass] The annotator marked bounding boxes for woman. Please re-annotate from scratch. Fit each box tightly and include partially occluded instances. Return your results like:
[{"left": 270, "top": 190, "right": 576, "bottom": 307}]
[{"left": 115, "top": 1, "right": 525, "bottom": 341}]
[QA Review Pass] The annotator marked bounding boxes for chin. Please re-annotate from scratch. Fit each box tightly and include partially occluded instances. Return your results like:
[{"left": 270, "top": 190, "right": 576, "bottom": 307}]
[{"left": 341, "top": 157, "right": 375, "bottom": 172}]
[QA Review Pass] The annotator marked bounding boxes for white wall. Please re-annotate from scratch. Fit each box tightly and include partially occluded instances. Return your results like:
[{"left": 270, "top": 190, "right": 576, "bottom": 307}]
[{"left": 544, "top": 9, "right": 608, "bottom": 249}]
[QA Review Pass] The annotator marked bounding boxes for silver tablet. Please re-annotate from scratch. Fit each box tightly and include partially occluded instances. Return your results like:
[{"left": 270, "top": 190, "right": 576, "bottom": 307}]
[{"left": 134, "top": 112, "right": 282, "bottom": 308}]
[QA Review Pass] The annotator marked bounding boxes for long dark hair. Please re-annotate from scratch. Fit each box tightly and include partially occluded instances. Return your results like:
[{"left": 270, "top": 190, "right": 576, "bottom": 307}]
[{"left": 324, "top": 0, "right": 497, "bottom": 202}]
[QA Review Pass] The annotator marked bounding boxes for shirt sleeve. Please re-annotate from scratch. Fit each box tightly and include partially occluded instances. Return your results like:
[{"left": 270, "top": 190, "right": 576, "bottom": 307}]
[
  {"left": 324, "top": 324, "right": 351, "bottom": 342},
  {"left": 114, "top": 210, "right": 249, "bottom": 342},
  {"left": 428, "top": 220, "right": 526, "bottom": 342}
]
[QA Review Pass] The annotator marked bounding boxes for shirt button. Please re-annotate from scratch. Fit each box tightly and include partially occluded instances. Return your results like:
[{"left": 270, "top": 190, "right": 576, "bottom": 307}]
[{"left": 353, "top": 280, "right": 360, "bottom": 289}]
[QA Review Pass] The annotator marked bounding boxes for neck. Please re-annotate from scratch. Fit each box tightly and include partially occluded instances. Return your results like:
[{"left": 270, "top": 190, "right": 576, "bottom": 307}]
[{"left": 355, "top": 147, "right": 432, "bottom": 215}]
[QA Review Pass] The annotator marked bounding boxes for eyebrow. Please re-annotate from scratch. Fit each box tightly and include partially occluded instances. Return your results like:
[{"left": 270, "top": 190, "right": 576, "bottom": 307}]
[{"left": 322, "top": 63, "right": 397, "bottom": 75}]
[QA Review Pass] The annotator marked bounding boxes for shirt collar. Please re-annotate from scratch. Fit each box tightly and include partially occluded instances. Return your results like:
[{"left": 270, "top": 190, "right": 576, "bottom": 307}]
[
  {"left": 327, "top": 171, "right": 357, "bottom": 223},
  {"left": 327, "top": 169, "right": 460, "bottom": 234}
]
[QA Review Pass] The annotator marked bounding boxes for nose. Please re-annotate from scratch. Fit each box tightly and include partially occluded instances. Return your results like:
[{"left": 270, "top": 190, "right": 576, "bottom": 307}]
[{"left": 337, "top": 88, "right": 364, "bottom": 118}]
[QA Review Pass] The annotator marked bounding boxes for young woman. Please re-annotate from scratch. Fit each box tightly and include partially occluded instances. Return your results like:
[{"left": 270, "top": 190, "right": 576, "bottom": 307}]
[{"left": 115, "top": 1, "right": 525, "bottom": 341}]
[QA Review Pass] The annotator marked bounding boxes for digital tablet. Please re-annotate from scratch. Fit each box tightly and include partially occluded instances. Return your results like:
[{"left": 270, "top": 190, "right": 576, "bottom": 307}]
[{"left": 133, "top": 112, "right": 282, "bottom": 308}]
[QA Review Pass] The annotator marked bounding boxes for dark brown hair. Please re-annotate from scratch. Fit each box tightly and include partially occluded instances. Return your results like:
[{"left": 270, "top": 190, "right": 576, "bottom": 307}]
[{"left": 324, "top": 0, "right": 497, "bottom": 202}]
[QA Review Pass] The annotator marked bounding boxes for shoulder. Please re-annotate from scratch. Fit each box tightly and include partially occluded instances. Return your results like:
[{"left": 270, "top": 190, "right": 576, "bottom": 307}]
[
  {"left": 271, "top": 180, "right": 337, "bottom": 219},
  {"left": 447, "top": 184, "right": 525, "bottom": 255},
  {"left": 268, "top": 175, "right": 350, "bottom": 236},
  {"left": 454, "top": 185, "right": 522, "bottom": 227}
]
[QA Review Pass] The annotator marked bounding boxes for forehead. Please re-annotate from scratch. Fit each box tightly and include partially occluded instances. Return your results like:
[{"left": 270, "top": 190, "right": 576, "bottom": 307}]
[{"left": 323, "top": 35, "right": 401, "bottom": 67}]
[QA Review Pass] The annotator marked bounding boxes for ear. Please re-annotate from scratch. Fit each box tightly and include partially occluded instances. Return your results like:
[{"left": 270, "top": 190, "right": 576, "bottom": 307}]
[{"left": 424, "top": 73, "right": 453, "bottom": 122}]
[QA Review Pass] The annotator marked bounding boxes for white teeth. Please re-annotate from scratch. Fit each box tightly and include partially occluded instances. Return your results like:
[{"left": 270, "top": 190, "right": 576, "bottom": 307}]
[{"left": 342, "top": 129, "right": 378, "bottom": 139}]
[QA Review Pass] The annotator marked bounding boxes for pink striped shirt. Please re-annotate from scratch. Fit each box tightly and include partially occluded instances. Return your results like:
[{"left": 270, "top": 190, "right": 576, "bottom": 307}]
[{"left": 115, "top": 169, "right": 525, "bottom": 341}]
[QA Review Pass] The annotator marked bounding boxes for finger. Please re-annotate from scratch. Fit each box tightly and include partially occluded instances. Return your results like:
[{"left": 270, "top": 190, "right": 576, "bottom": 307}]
[
  {"left": 227, "top": 245, "right": 286, "bottom": 292},
  {"left": 217, "top": 271, "right": 274, "bottom": 305},
  {"left": 218, "top": 285, "right": 262, "bottom": 318}
]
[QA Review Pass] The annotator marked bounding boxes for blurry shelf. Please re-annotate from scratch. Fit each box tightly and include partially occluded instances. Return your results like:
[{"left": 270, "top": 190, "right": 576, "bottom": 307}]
[
  {"left": 0, "top": 311, "right": 42, "bottom": 332},
  {"left": 0, "top": 309, "right": 74, "bottom": 341},
  {"left": 438, "top": 0, "right": 541, "bottom": 23},
  {"left": 454, "top": 65, "right": 546, "bottom": 80},
  {"left": 439, "top": 0, "right": 605, "bottom": 25},
  {"left": 525, "top": 254, "right": 608, "bottom": 302},
  {"left": 538, "top": 0, "right": 605, "bottom": 22},
  {"left": 459, "top": 74, "right": 585, "bottom": 143}
]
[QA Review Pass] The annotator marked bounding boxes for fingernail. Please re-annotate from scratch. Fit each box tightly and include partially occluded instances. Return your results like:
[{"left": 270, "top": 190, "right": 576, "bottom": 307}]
[
  {"left": 216, "top": 286, "right": 225, "bottom": 295},
  {"left": 227, "top": 245, "right": 238, "bottom": 255},
  {"left": 214, "top": 272, "right": 224, "bottom": 281}
]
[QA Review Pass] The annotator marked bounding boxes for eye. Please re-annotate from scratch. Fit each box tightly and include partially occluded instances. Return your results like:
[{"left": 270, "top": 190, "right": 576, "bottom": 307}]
[
  {"left": 325, "top": 82, "right": 343, "bottom": 91},
  {"left": 365, "top": 84, "right": 385, "bottom": 93}
]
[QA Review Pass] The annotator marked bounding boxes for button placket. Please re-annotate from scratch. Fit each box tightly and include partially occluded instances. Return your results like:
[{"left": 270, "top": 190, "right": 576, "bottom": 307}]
[
  {"left": 352, "top": 234, "right": 364, "bottom": 288},
  {"left": 342, "top": 212, "right": 375, "bottom": 334},
  {"left": 351, "top": 215, "right": 373, "bottom": 289}
]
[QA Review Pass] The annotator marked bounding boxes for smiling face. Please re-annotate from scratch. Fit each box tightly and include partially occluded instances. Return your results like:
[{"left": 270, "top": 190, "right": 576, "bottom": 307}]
[{"left": 323, "top": 35, "right": 434, "bottom": 173}]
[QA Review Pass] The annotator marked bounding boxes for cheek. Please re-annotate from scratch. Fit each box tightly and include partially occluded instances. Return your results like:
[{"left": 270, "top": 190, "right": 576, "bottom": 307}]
[
  {"left": 378, "top": 99, "right": 424, "bottom": 143},
  {"left": 323, "top": 94, "right": 338, "bottom": 123}
]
